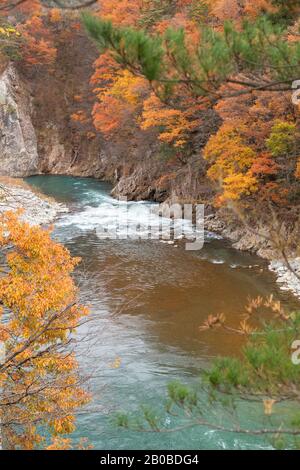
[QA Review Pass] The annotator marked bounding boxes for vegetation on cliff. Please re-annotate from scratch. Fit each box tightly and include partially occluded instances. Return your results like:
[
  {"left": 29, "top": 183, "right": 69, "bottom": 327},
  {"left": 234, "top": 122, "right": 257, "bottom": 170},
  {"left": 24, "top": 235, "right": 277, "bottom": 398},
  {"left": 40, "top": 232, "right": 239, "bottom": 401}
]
[
  {"left": 82, "top": 1, "right": 300, "bottom": 211},
  {"left": 1, "top": 0, "right": 300, "bottom": 450}
]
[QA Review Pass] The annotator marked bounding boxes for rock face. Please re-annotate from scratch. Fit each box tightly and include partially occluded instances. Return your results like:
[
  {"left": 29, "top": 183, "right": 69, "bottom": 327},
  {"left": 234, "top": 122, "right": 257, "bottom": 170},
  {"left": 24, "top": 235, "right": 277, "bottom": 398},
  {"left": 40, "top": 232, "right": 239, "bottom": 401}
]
[{"left": 0, "top": 65, "right": 39, "bottom": 176}]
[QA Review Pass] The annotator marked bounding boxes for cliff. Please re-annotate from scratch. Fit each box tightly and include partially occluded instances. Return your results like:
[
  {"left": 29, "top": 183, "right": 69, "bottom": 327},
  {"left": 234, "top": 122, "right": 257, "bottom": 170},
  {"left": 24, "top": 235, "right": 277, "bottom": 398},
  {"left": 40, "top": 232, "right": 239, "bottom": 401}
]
[{"left": 0, "top": 64, "right": 38, "bottom": 176}]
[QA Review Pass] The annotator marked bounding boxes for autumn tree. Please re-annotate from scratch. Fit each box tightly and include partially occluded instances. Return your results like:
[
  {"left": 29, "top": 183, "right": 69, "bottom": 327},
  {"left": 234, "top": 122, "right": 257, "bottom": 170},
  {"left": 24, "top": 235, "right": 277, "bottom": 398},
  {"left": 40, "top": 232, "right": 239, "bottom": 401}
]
[
  {"left": 90, "top": 56, "right": 148, "bottom": 138},
  {"left": 140, "top": 93, "right": 200, "bottom": 149},
  {"left": 0, "top": 24, "right": 22, "bottom": 67},
  {"left": 18, "top": 12, "right": 57, "bottom": 67},
  {"left": 82, "top": 10, "right": 300, "bottom": 155},
  {"left": 0, "top": 211, "right": 90, "bottom": 449},
  {"left": 203, "top": 123, "right": 258, "bottom": 204},
  {"left": 0, "top": 1, "right": 59, "bottom": 68},
  {"left": 83, "top": 13, "right": 300, "bottom": 101}
]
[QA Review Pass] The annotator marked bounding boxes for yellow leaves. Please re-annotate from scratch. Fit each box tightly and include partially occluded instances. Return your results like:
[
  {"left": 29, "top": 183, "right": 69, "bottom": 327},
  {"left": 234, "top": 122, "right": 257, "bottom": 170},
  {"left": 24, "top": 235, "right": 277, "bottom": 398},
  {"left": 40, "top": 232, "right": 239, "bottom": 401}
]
[
  {"left": 0, "top": 26, "right": 21, "bottom": 37},
  {"left": 0, "top": 212, "right": 90, "bottom": 448},
  {"left": 140, "top": 94, "right": 197, "bottom": 148},
  {"left": 239, "top": 320, "right": 256, "bottom": 336},
  {"left": 217, "top": 172, "right": 258, "bottom": 205},
  {"left": 204, "top": 123, "right": 258, "bottom": 205},
  {"left": 0, "top": 326, "right": 9, "bottom": 342},
  {"left": 51, "top": 415, "right": 75, "bottom": 435},
  {"left": 109, "top": 356, "right": 122, "bottom": 369},
  {"left": 47, "top": 436, "right": 93, "bottom": 450},
  {"left": 199, "top": 313, "right": 226, "bottom": 331},
  {"left": 47, "top": 437, "right": 72, "bottom": 450},
  {"left": 49, "top": 8, "right": 62, "bottom": 24},
  {"left": 109, "top": 70, "right": 146, "bottom": 106},
  {"left": 204, "top": 124, "right": 256, "bottom": 174},
  {"left": 92, "top": 70, "right": 148, "bottom": 137}
]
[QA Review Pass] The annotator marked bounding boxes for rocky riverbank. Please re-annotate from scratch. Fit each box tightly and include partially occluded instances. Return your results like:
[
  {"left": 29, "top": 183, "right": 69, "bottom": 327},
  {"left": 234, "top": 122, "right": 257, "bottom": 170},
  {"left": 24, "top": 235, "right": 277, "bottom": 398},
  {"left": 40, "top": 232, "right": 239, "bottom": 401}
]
[
  {"left": 1, "top": 62, "right": 299, "bottom": 298},
  {"left": 204, "top": 212, "right": 300, "bottom": 300},
  {"left": 0, "top": 179, "right": 67, "bottom": 225},
  {"left": 269, "top": 260, "right": 300, "bottom": 299}
]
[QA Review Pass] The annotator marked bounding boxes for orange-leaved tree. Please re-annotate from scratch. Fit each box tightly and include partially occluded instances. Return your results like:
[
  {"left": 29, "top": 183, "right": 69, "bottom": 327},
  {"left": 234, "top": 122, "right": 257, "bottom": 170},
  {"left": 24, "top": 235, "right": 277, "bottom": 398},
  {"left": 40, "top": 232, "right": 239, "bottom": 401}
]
[
  {"left": 90, "top": 54, "right": 148, "bottom": 137},
  {"left": 140, "top": 93, "right": 200, "bottom": 148},
  {"left": 0, "top": 211, "right": 90, "bottom": 449}
]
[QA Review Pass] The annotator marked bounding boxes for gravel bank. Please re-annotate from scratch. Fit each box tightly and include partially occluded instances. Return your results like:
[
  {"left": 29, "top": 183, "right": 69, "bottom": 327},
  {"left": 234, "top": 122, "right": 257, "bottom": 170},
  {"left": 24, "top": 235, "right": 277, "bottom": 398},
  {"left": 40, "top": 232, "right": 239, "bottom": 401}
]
[
  {"left": 0, "top": 182, "right": 68, "bottom": 225},
  {"left": 269, "top": 259, "right": 300, "bottom": 299}
]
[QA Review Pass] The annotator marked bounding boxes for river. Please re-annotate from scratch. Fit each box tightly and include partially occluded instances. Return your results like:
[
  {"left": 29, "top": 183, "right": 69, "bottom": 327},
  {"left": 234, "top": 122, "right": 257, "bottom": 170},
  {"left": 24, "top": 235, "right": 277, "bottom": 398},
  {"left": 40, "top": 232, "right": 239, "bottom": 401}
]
[{"left": 26, "top": 175, "right": 299, "bottom": 450}]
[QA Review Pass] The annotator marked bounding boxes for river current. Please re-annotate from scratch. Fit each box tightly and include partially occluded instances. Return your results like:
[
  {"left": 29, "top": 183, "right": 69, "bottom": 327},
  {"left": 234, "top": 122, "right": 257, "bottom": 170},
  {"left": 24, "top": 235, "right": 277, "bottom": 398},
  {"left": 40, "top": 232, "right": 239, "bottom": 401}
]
[{"left": 26, "top": 175, "right": 299, "bottom": 450}]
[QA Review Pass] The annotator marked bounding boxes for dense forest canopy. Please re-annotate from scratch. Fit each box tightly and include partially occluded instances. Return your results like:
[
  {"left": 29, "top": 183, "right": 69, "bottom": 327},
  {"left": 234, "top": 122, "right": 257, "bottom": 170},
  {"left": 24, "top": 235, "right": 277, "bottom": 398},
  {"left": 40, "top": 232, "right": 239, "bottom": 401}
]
[
  {"left": 82, "top": 1, "right": 300, "bottom": 210},
  {"left": 1, "top": 0, "right": 300, "bottom": 450},
  {"left": 1, "top": 0, "right": 300, "bottom": 212}
]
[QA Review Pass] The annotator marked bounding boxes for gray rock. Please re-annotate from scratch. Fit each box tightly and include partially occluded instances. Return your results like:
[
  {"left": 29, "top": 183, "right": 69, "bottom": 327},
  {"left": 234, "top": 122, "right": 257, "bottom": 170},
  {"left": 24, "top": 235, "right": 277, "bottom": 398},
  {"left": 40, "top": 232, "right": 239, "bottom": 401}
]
[
  {"left": 0, "top": 64, "right": 39, "bottom": 176},
  {"left": 0, "top": 183, "right": 68, "bottom": 225}
]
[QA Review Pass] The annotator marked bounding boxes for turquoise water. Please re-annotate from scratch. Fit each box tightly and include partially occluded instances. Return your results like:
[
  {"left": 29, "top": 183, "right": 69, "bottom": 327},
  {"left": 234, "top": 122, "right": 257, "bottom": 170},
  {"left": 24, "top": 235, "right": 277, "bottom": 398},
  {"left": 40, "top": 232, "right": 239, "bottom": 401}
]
[{"left": 26, "top": 175, "right": 299, "bottom": 450}]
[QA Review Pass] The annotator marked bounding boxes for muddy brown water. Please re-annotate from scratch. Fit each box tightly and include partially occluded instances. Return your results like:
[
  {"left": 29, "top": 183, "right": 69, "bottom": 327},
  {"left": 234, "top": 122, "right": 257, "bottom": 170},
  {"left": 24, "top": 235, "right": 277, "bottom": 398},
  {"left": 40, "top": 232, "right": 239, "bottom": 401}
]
[{"left": 26, "top": 175, "right": 300, "bottom": 450}]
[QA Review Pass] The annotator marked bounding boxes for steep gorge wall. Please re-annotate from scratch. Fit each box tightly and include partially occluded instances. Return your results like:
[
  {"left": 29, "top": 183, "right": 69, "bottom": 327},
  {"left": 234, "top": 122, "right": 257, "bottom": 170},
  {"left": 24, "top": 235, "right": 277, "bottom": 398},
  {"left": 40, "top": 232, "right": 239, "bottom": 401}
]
[
  {"left": 0, "top": 64, "right": 39, "bottom": 176},
  {"left": 0, "top": 61, "right": 214, "bottom": 204},
  {"left": 0, "top": 24, "right": 217, "bottom": 206},
  {"left": 0, "top": 63, "right": 290, "bottom": 262}
]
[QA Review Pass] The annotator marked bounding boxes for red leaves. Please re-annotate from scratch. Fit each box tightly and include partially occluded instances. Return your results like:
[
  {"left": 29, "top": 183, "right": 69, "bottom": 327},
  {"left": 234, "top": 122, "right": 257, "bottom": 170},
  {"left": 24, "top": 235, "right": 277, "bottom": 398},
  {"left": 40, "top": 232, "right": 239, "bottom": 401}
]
[
  {"left": 250, "top": 153, "right": 280, "bottom": 177},
  {"left": 18, "top": 12, "right": 57, "bottom": 67}
]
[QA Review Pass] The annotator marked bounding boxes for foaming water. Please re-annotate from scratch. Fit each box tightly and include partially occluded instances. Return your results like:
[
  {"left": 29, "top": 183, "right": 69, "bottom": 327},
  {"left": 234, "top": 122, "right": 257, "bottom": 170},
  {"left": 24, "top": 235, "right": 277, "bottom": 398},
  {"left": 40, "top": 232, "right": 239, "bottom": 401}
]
[
  {"left": 26, "top": 175, "right": 299, "bottom": 450},
  {"left": 56, "top": 189, "right": 212, "bottom": 243}
]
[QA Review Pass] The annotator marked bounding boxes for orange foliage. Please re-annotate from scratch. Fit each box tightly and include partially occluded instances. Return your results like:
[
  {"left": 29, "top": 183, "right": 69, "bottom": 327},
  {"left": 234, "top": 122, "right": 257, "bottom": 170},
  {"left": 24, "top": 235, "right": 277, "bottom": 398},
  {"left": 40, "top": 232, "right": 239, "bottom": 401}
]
[
  {"left": 215, "top": 85, "right": 292, "bottom": 149},
  {"left": 155, "top": 12, "right": 200, "bottom": 44},
  {"left": 295, "top": 158, "right": 300, "bottom": 179},
  {"left": 92, "top": 95, "right": 130, "bottom": 135},
  {"left": 140, "top": 94, "right": 199, "bottom": 148},
  {"left": 97, "top": 0, "right": 142, "bottom": 27},
  {"left": 90, "top": 52, "right": 121, "bottom": 89},
  {"left": 257, "top": 182, "right": 289, "bottom": 206},
  {"left": 49, "top": 8, "right": 62, "bottom": 24},
  {"left": 0, "top": 212, "right": 90, "bottom": 449},
  {"left": 71, "top": 110, "right": 89, "bottom": 124},
  {"left": 19, "top": 14, "right": 57, "bottom": 66},
  {"left": 92, "top": 67, "right": 148, "bottom": 137},
  {"left": 250, "top": 152, "right": 280, "bottom": 176},
  {"left": 208, "top": 0, "right": 243, "bottom": 22},
  {"left": 244, "top": 0, "right": 277, "bottom": 17},
  {"left": 155, "top": 172, "right": 177, "bottom": 189}
]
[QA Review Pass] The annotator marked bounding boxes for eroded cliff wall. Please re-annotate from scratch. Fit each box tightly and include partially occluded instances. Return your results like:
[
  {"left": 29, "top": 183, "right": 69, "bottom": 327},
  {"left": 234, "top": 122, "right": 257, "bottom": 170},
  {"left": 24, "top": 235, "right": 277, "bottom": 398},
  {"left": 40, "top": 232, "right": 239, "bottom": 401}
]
[{"left": 0, "top": 64, "right": 38, "bottom": 176}]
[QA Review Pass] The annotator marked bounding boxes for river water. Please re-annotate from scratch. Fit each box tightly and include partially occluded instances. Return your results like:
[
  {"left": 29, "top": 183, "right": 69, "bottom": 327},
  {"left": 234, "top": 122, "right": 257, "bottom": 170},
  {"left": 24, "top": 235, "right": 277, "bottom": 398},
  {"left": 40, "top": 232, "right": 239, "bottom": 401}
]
[{"left": 26, "top": 175, "right": 299, "bottom": 450}]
